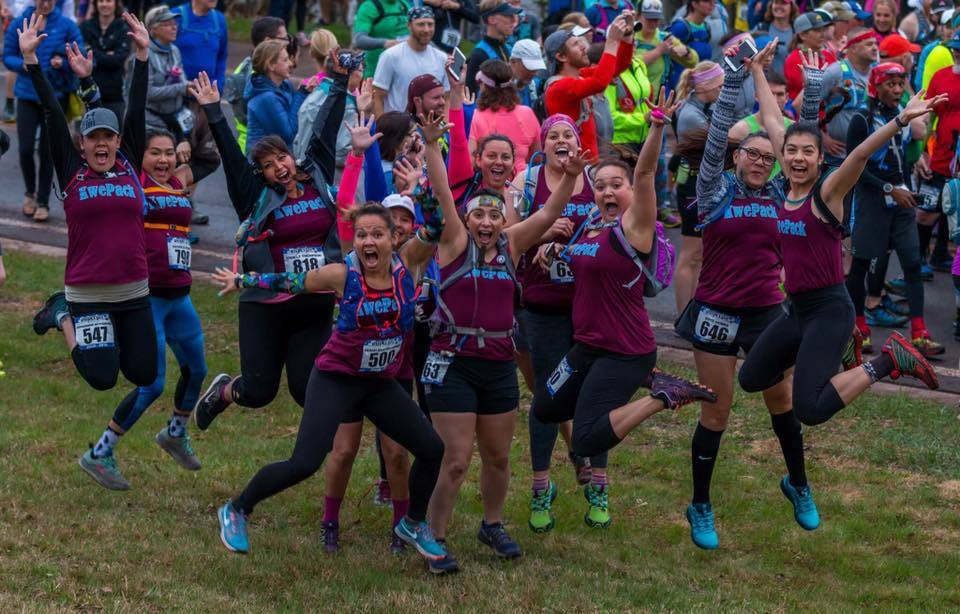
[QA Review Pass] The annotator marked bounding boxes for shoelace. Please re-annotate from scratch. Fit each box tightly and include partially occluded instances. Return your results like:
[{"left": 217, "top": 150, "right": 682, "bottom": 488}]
[
  {"left": 181, "top": 433, "right": 195, "bottom": 456},
  {"left": 485, "top": 524, "right": 513, "bottom": 549},
  {"left": 228, "top": 507, "right": 248, "bottom": 534},
  {"left": 690, "top": 505, "right": 714, "bottom": 530},
  {"left": 586, "top": 486, "right": 607, "bottom": 510},
  {"left": 531, "top": 489, "right": 552, "bottom": 512},
  {"left": 793, "top": 487, "right": 815, "bottom": 514}
]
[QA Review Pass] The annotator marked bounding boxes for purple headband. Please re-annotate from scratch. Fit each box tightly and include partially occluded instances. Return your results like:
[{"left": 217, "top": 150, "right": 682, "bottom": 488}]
[
  {"left": 691, "top": 63, "right": 724, "bottom": 84},
  {"left": 722, "top": 32, "right": 752, "bottom": 51},
  {"left": 476, "top": 71, "right": 513, "bottom": 88},
  {"left": 539, "top": 113, "right": 581, "bottom": 148}
]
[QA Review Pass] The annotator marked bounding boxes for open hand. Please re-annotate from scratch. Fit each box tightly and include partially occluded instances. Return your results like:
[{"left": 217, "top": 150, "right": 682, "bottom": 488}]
[
  {"left": 418, "top": 110, "right": 450, "bottom": 144},
  {"left": 65, "top": 41, "right": 92, "bottom": 78},
  {"left": 901, "top": 89, "right": 949, "bottom": 123},
  {"left": 346, "top": 111, "right": 382, "bottom": 155},
  {"left": 122, "top": 11, "right": 149, "bottom": 54},
  {"left": 560, "top": 149, "right": 592, "bottom": 178},
  {"left": 187, "top": 71, "right": 220, "bottom": 105},
  {"left": 647, "top": 86, "right": 681, "bottom": 126},
  {"left": 356, "top": 78, "right": 374, "bottom": 114},
  {"left": 17, "top": 13, "right": 47, "bottom": 61},
  {"left": 176, "top": 140, "right": 192, "bottom": 164},
  {"left": 393, "top": 157, "right": 423, "bottom": 196},
  {"left": 212, "top": 266, "right": 239, "bottom": 296}
]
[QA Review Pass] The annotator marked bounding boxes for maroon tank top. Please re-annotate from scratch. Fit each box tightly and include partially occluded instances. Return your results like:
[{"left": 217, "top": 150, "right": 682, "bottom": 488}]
[
  {"left": 520, "top": 167, "right": 595, "bottom": 310},
  {"left": 431, "top": 246, "right": 517, "bottom": 362},
  {"left": 62, "top": 159, "right": 148, "bottom": 286},
  {"left": 778, "top": 193, "right": 844, "bottom": 295},
  {"left": 265, "top": 183, "right": 336, "bottom": 275},
  {"left": 696, "top": 195, "right": 783, "bottom": 308},
  {"left": 143, "top": 174, "right": 192, "bottom": 291},
  {"left": 568, "top": 226, "right": 656, "bottom": 355}
]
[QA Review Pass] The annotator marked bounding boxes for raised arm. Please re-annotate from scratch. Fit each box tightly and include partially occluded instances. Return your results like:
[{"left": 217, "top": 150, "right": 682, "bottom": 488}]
[
  {"left": 302, "top": 52, "right": 351, "bottom": 185},
  {"left": 752, "top": 41, "right": 789, "bottom": 158},
  {"left": 21, "top": 14, "right": 82, "bottom": 190},
  {"left": 189, "top": 70, "right": 264, "bottom": 219},
  {"left": 339, "top": 113, "right": 382, "bottom": 250},
  {"left": 506, "top": 152, "right": 588, "bottom": 256},
  {"left": 623, "top": 91, "right": 680, "bottom": 252},
  {"left": 697, "top": 53, "right": 751, "bottom": 215},
  {"left": 422, "top": 111, "right": 468, "bottom": 263},
  {"left": 399, "top": 190, "right": 444, "bottom": 272},
  {"left": 117, "top": 13, "right": 149, "bottom": 171},
  {"left": 821, "top": 90, "right": 947, "bottom": 217}
]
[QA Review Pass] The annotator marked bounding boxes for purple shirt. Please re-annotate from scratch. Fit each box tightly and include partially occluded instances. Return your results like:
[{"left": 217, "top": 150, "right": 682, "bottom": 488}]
[
  {"left": 696, "top": 195, "right": 783, "bottom": 308},
  {"left": 568, "top": 227, "right": 656, "bottom": 355},
  {"left": 143, "top": 174, "right": 192, "bottom": 290},
  {"left": 520, "top": 168, "right": 595, "bottom": 311},
  {"left": 432, "top": 247, "right": 517, "bottom": 362},
  {"left": 778, "top": 196, "right": 844, "bottom": 295},
  {"left": 63, "top": 164, "right": 148, "bottom": 286}
]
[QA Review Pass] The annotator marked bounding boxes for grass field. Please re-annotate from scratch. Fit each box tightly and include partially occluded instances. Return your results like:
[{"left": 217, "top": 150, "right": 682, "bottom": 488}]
[{"left": 2, "top": 249, "right": 960, "bottom": 611}]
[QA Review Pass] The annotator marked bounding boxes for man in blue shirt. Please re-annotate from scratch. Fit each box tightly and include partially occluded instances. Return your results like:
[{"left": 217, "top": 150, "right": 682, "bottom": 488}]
[{"left": 172, "top": 0, "right": 228, "bottom": 89}]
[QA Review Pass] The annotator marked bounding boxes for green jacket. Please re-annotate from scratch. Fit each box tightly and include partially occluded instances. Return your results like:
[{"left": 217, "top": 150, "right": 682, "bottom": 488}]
[{"left": 605, "top": 58, "right": 652, "bottom": 145}]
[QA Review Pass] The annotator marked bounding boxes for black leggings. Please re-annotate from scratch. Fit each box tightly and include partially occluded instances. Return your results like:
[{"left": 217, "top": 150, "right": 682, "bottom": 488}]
[
  {"left": 268, "top": 0, "right": 307, "bottom": 31},
  {"left": 739, "top": 284, "right": 855, "bottom": 426},
  {"left": 532, "top": 343, "right": 656, "bottom": 459},
  {"left": 17, "top": 97, "right": 63, "bottom": 206},
  {"left": 233, "top": 368, "right": 445, "bottom": 520},
  {"left": 233, "top": 294, "right": 335, "bottom": 408},
  {"left": 68, "top": 298, "right": 158, "bottom": 391}
]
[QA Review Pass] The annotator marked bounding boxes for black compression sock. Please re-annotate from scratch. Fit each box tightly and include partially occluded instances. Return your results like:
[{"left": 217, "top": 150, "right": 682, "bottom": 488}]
[
  {"left": 691, "top": 423, "right": 724, "bottom": 504},
  {"left": 864, "top": 353, "right": 895, "bottom": 382},
  {"left": 770, "top": 411, "right": 807, "bottom": 488},
  {"left": 917, "top": 224, "right": 934, "bottom": 260}
]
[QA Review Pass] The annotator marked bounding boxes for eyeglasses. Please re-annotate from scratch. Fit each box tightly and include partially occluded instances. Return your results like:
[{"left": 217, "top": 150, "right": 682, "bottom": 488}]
[{"left": 739, "top": 147, "right": 777, "bottom": 167}]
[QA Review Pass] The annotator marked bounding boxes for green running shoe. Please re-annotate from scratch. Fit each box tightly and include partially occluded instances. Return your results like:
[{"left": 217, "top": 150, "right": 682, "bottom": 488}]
[
  {"left": 156, "top": 427, "right": 201, "bottom": 470},
  {"left": 583, "top": 484, "right": 611, "bottom": 528},
  {"left": 79, "top": 448, "right": 130, "bottom": 491},
  {"left": 529, "top": 481, "right": 558, "bottom": 533}
]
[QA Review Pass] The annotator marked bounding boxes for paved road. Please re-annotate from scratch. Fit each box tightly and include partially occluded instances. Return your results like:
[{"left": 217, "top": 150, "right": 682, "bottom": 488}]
[{"left": 2, "top": 52, "right": 958, "bottom": 392}]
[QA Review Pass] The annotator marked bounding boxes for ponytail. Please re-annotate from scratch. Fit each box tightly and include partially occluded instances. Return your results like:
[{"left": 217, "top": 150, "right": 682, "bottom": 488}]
[{"left": 676, "top": 61, "right": 718, "bottom": 101}]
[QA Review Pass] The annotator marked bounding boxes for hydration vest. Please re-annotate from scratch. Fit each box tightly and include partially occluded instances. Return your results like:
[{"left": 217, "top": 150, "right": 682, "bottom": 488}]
[{"left": 336, "top": 251, "right": 417, "bottom": 335}]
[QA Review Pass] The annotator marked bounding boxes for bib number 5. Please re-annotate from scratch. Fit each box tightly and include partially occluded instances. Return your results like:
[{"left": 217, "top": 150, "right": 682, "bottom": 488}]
[{"left": 360, "top": 336, "right": 403, "bottom": 372}]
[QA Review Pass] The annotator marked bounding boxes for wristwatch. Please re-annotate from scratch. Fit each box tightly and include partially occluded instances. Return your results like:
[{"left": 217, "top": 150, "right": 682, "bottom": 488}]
[
  {"left": 895, "top": 115, "right": 908, "bottom": 129},
  {"left": 883, "top": 183, "right": 894, "bottom": 194}
]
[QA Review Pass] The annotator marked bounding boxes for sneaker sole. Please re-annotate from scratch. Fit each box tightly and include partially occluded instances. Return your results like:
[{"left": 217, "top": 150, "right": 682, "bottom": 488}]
[
  {"left": 393, "top": 525, "right": 445, "bottom": 561},
  {"left": 78, "top": 457, "right": 130, "bottom": 491},
  {"left": 194, "top": 374, "right": 231, "bottom": 431},
  {"left": 156, "top": 432, "right": 201, "bottom": 471},
  {"left": 429, "top": 561, "right": 460, "bottom": 575},
  {"left": 528, "top": 518, "right": 555, "bottom": 533},
  {"left": 218, "top": 510, "right": 248, "bottom": 554},
  {"left": 584, "top": 514, "right": 612, "bottom": 529},
  {"left": 477, "top": 534, "right": 522, "bottom": 559}
]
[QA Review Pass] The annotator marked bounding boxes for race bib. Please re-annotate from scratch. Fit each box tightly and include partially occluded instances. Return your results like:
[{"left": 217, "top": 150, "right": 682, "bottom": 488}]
[
  {"left": 167, "top": 236, "right": 192, "bottom": 271},
  {"left": 74, "top": 313, "right": 115, "bottom": 350},
  {"left": 421, "top": 351, "right": 453, "bottom": 385},
  {"left": 176, "top": 107, "right": 194, "bottom": 134},
  {"left": 359, "top": 336, "right": 403, "bottom": 372},
  {"left": 694, "top": 306, "right": 740, "bottom": 344},
  {"left": 549, "top": 259, "right": 574, "bottom": 283},
  {"left": 283, "top": 247, "right": 325, "bottom": 274},
  {"left": 546, "top": 356, "right": 574, "bottom": 396},
  {"left": 440, "top": 27, "right": 461, "bottom": 49},
  {"left": 918, "top": 181, "right": 943, "bottom": 212}
]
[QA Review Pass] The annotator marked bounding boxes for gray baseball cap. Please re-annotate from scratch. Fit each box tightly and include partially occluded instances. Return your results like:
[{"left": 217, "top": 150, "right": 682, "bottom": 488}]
[
  {"left": 145, "top": 5, "right": 180, "bottom": 28},
  {"left": 793, "top": 11, "right": 831, "bottom": 33},
  {"left": 544, "top": 25, "right": 591, "bottom": 75},
  {"left": 80, "top": 107, "right": 120, "bottom": 136}
]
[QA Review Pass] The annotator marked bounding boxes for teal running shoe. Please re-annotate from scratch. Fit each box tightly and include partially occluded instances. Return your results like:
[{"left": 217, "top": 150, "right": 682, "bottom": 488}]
[
  {"left": 394, "top": 517, "right": 446, "bottom": 561},
  {"left": 529, "top": 481, "right": 558, "bottom": 533},
  {"left": 880, "top": 294, "right": 909, "bottom": 317},
  {"left": 156, "top": 427, "right": 201, "bottom": 470},
  {"left": 865, "top": 306, "right": 907, "bottom": 328},
  {"left": 884, "top": 277, "right": 907, "bottom": 296},
  {"left": 779, "top": 476, "right": 820, "bottom": 531},
  {"left": 33, "top": 291, "right": 68, "bottom": 335},
  {"left": 583, "top": 484, "right": 612, "bottom": 528},
  {"left": 686, "top": 502, "right": 719, "bottom": 550},
  {"left": 218, "top": 501, "right": 249, "bottom": 553},
  {"left": 79, "top": 448, "right": 130, "bottom": 491}
]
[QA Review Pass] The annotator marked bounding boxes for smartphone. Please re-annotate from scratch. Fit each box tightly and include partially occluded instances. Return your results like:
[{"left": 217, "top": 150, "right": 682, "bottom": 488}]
[
  {"left": 723, "top": 38, "right": 758, "bottom": 72},
  {"left": 448, "top": 48, "right": 466, "bottom": 82}
]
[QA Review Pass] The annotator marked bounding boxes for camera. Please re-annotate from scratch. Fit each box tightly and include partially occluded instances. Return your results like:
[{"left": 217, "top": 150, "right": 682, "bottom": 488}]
[{"left": 337, "top": 50, "right": 365, "bottom": 73}]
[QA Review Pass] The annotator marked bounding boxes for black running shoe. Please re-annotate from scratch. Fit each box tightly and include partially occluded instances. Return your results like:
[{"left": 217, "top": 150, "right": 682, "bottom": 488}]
[
  {"left": 33, "top": 291, "right": 67, "bottom": 335},
  {"left": 477, "top": 521, "right": 521, "bottom": 559},
  {"left": 650, "top": 370, "right": 717, "bottom": 409},
  {"left": 194, "top": 373, "right": 233, "bottom": 431},
  {"left": 322, "top": 520, "right": 340, "bottom": 553}
]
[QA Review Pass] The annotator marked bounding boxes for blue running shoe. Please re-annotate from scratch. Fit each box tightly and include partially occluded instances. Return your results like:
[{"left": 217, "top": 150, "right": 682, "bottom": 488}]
[
  {"left": 885, "top": 277, "right": 907, "bottom": 296},
  {"left": 865, "top": 306, "right": 907, "bottom": 328},
  {"left": 780, "top": 476, "right": 820, "bottom": 531},
  {"left": 428, "top": 548, "right": 460, "bottom": 574},
  {"left": 394, "top": 517, "right": 446, "bottom": 561},
  {"left": 880, "top": 294, "right": 909, "bottom": 317},
  {"left": 478, "top": 521, "right": 522, "bottom": 558},
  {"left": 686, "top": 503, "right": 719, "bottom": 550},
  {"left": 921, "top": 263, "right": 934, "bottom": 281},
  {"left": 218, "top": 501, "right": 249, "bottom": 553}
]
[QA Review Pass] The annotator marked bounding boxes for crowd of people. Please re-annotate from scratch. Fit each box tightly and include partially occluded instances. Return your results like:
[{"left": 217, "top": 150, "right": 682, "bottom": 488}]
[{"left": 2, "top": 0, "right": 959, "bottom": 576}]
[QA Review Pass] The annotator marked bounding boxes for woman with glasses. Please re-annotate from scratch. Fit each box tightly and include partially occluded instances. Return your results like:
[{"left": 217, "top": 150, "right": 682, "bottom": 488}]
[{"left": 674, "top": 44, "right": 822, "bottom": 551}]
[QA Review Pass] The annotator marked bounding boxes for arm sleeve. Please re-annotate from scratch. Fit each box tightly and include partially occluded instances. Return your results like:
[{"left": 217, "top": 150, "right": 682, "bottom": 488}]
[
  {"left": 120, "top": 57, "right": 148, "bottom": 172},
  {"left": 798, "top": 66, "right": 824, "bottom": 130},
  {"left": 447, "top": 106, "right": 473, "bottom": 201},
  {"left": 202, "top": 101, "right": 263, "bottom": 219},
  {"left": 697, "top": 67, "right": 746, "bottom": 214},
  {"left": 303, "top": 72, "right": 348, "bottom": 186},
  {"left": 27, "top": 64, "right": 82, "bottom": 190},
  {"left": 336, "top": 152, "right": 364, "bottom": 243},
  {"left": 352, "top": 32, "right": 388, "bottom": 49},
  {"left": 614, "top": 40, "right": 634, "bottom": 74},
  {"left": 239, "top": 271, "right": 309, "bottom": 293},
  {"left": 364, "top": 132, "right": 390, "bottom": 202}
]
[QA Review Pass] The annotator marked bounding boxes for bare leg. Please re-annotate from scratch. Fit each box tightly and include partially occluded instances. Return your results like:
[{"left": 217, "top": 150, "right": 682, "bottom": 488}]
[
  {"left": 427, "top": 412, "right": 477, "bottom": 539},
  {"left": 476, "top": 410, "right": 517, "bottom": 524},
  {"left": 673, "top": 236, "right": 703, "bottom": 315}
]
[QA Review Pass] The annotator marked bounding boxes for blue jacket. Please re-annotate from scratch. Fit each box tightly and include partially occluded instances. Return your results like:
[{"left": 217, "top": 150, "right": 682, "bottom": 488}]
[
  {"left": 172, "top": 3, "right": 228, "bottom": 89},
  {"left": 244, "top": 73, "right": 306, "bottom": 154},
  {"left": 3, "top": 7, "right": 84, "bottom": 101}
]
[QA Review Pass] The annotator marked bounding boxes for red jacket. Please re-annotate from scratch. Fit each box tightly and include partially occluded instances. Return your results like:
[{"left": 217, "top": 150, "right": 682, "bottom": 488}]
[
  {"left": 544, "top": 41, "right": 634, "bottom": 157},
  {"left": 784, "top": 47, "right": 837, "bottom": 102}
]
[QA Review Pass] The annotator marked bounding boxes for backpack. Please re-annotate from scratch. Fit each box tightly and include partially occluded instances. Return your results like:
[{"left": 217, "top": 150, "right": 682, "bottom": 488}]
[
  {"left": 810, "top": 169, "right": 850, "bottom": 238},
  {"left": 370, "top": 0, "right": 410, "bottom": 30}
]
